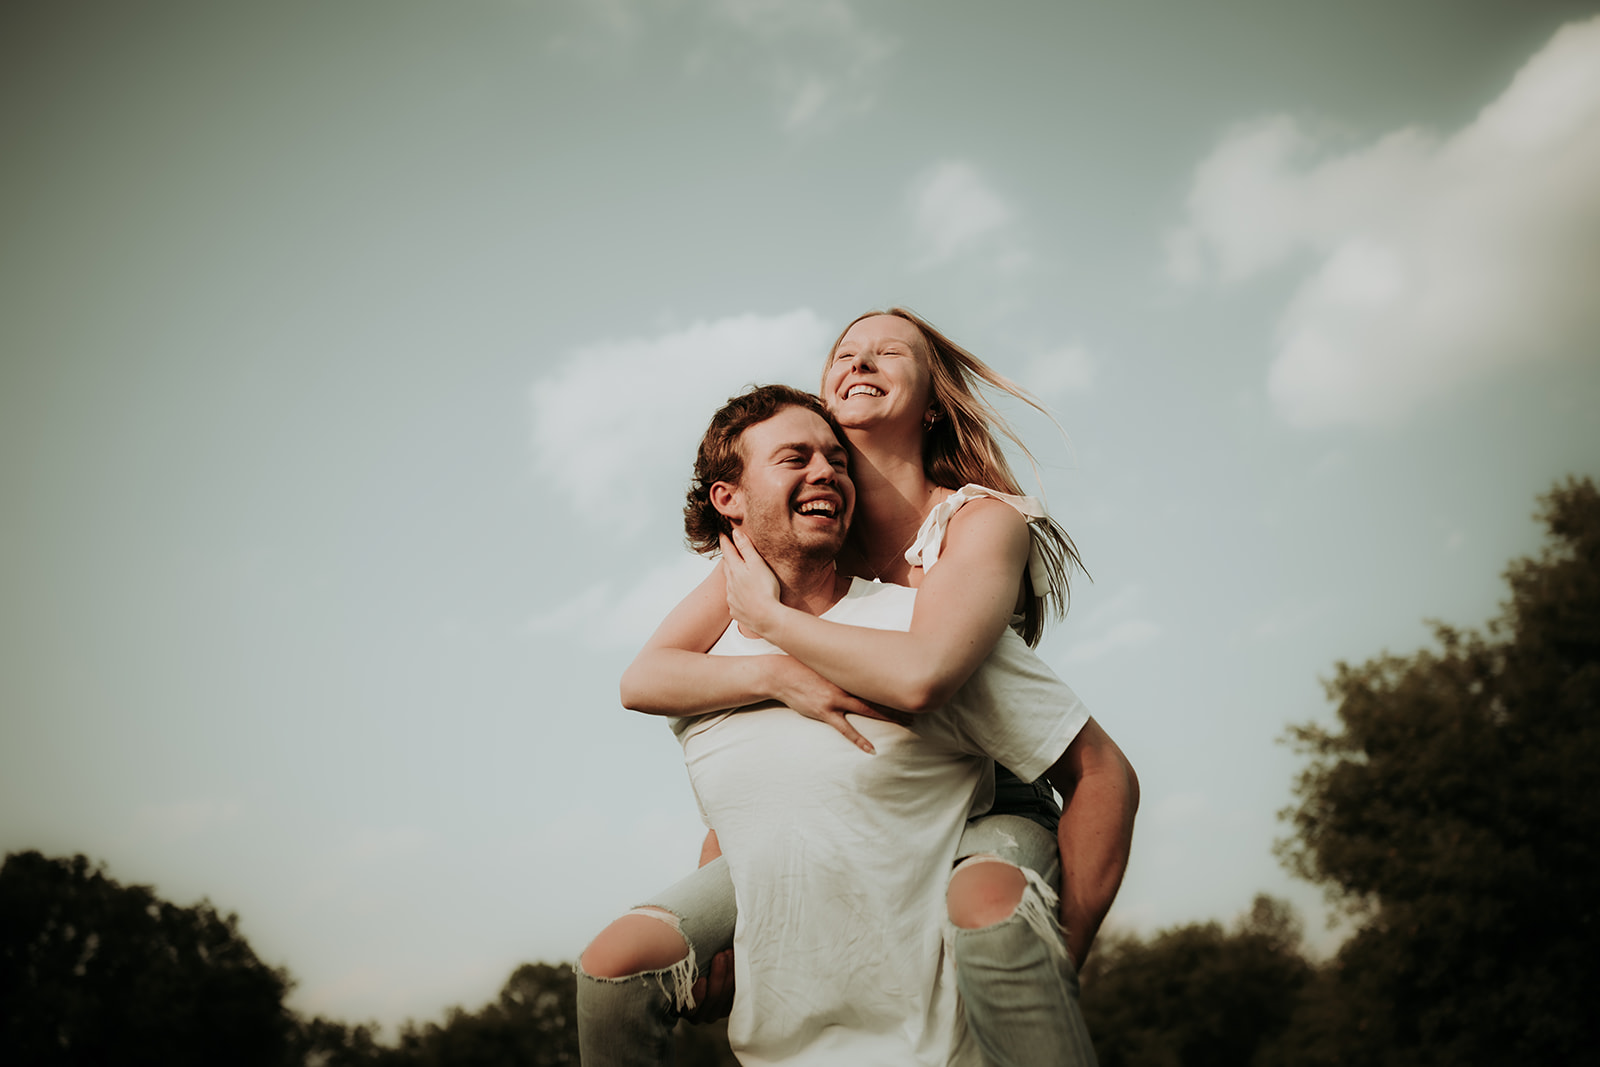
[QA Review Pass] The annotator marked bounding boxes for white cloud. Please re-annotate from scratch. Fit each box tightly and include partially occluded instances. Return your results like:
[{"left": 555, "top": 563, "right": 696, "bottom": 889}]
[
  {"left": 910, "top": 161, "right": 1018, "bottom": 268},
  {"left": 576, "top": 0, "right": 895, "bottom": 130},
  {"left": 712, "top": 0, "right": 896, "bottom": 130},
  {"left": 1022, "top": 344, "right": 1097, "bottom": 398},
  {"left": 1168, "top": 16, "right": 1600, "bottom": 428},
  {"left": 530, "top": 309, "right": 832, "bottom": 532},
  {"left": 527, "top": 552, "right": 717, "bottom": 650}
]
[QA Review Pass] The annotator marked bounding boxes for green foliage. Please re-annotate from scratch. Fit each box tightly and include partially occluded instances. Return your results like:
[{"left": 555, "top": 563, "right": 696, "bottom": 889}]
[
  {"left": 375, "top": 962, "right": 736, "bottom": 1066},
  {"left": 292, "top": 1015, "right": 389, "bottom": 1067},
  {"left": 0, "top": 848, "right": 741, "bottom": 1066},
  {"left": 1278, "top": 477, "right": 1600, "bottom": 1064},
  {"left": 0, "top": 851, "right": 297, "bottom": 1067},
  {"left": 383, "top": 963, "right": 580, "bottom": 1066},
  {"left": 1080, "top": 895, "right": 1313, "bottom": 1067}
]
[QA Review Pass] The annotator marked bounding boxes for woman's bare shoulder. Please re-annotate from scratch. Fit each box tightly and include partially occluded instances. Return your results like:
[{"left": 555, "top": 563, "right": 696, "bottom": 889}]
[{"left": 940, "top": 495, "right": 1031, "bottom": 555}]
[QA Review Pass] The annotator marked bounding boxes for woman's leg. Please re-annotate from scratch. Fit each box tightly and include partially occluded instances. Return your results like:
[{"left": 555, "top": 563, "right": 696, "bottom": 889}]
[
  {"left": 576, "top": 857, "right": 738, "bottom": 1067},
  {"left": 949, "top": 812, "right": 1098, "bottom": 1067}
]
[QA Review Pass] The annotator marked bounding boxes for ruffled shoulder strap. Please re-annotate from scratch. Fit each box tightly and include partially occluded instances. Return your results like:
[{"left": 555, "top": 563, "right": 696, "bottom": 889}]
[{"left": 904, "top": 484, "right": 1051, "bottom": 595}]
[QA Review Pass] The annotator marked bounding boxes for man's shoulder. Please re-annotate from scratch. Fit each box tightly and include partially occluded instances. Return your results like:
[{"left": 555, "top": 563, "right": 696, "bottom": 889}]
[{"left": 823, "top": 577, "right": 916, "bottom": 631}]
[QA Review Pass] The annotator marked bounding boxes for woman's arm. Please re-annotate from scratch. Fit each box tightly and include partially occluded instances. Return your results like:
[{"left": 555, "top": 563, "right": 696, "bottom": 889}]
[
  {"left": 620, "top": 564, "right": 888, "bottom": 753},
  {"left": 619, "top": 565, "right": 773, "bottom": 712},
  {"left": 722, "top": 498, "right": 1031, "bottom": 712}
]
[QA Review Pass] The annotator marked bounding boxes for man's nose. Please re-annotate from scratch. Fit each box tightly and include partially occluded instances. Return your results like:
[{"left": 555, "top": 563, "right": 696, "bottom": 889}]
[{"left": 806, "top": 455, "right": 836, "bottom": 482}]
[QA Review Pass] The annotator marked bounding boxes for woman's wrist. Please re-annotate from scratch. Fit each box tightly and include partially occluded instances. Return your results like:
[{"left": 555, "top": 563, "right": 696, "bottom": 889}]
[{"left": 757, "top": 599, "right": 802, "bottom": 650}]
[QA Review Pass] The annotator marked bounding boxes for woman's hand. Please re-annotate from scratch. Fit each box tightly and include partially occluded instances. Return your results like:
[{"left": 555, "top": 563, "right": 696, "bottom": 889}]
[
  {"left": 720, "top": 530, "right": 784, "bottom": 637},
  {"left": 712, "top": 498, "right": 1032, "bottom": 713},
  {"left": 769, "top": 655, "right": 909, "bottom": 754}
]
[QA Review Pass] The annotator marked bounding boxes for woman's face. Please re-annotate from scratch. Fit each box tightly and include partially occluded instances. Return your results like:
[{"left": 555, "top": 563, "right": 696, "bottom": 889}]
[{"left": 822, "top": 315, "right": 935, "bottom": 432}]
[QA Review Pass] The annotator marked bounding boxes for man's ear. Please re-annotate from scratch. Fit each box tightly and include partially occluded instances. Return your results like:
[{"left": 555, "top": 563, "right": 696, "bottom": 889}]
[{"left": 709, "top": 481, "right": 743, "bottom": 524}]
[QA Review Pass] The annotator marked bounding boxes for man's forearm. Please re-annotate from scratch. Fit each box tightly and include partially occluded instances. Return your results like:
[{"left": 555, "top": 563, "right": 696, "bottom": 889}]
[
  {"left": 1046, "top": 720, "right": 1139, "bottom": 966},
  {"left": 1057, "top": 766, "right": 1137, "bottom": 965}
]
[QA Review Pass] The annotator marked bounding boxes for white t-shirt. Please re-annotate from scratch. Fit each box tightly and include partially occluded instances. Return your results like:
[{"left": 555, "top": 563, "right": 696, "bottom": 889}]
[{"left": 677, "top": 576, "right": 1088, "bottom": 1065}]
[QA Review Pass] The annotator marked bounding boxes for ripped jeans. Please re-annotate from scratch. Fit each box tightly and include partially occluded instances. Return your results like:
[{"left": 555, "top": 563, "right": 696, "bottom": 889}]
[{"left": 575, "top": 807, "right": 1096, "bottom": 1067}]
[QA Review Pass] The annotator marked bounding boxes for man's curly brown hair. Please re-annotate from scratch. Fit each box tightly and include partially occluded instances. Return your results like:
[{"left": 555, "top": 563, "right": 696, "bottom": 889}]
[{"left": 683, "top": 385, "right": 848, "bottom": 556}]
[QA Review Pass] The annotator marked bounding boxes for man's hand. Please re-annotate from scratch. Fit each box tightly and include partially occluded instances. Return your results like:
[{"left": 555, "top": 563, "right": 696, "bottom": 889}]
[
  {"left": 684, "top": 948, "right": 735, "bottom": 1023},
  {"left": 769, "top": 655, "right": 909, "bottom": 755}
]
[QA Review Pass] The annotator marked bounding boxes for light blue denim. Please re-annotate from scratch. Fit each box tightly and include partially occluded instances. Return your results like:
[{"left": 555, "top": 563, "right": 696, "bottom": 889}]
[
  {"left": 952, "top": 814, "right": 1097, "bottom": 1067},
  {"left": 576, "top": 857, "right": 737, "bottom": 1067},
  {"left": 575, "top": 806, "right": 1096, "bottom": 1066}
]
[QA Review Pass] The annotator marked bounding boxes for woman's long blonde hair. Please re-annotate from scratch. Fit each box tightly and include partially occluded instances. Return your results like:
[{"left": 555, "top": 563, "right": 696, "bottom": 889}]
[{"left": 826, "top": 307, "right": 1084, "bottom": 646}]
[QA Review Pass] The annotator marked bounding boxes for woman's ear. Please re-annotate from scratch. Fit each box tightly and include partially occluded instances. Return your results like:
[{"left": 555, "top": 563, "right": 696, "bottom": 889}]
[{"left": 710, "top": 481, "right": 743, "bottom": 523}]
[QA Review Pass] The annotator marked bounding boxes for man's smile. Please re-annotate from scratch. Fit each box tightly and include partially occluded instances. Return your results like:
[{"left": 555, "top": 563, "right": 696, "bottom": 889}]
[{"left": 795, "top": 497, "right": 841, "bottom": 519}]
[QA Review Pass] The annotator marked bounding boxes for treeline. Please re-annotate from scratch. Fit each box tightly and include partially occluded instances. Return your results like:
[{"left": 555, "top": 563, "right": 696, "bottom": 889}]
[
  {"left": 1075, "top": 477, "right": 1597, "bottom": 1066},
  {"left": 0, "top": 850, "right": 733, "bottom": 1067},
  {"left": 3, "top": 478, "right": 1595, "bottom": 1065}
]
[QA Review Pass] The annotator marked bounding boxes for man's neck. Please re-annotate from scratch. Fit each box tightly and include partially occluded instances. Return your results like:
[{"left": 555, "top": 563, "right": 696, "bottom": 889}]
[{"left": 769, "top": 555, "right": 850, "bottom": 618}]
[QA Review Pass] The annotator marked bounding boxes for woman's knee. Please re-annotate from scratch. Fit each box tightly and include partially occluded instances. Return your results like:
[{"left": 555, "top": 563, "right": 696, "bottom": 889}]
[
  {"left": 579, "top": 909, "right": 691, "bottom": 979},
  {"left": 947, "top": 858, "right": 1028, "bottom": 929}
]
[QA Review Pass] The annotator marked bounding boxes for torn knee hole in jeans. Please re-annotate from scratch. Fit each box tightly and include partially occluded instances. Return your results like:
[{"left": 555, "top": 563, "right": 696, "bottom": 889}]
[
  {"left": 618, "top": 906, "right": 699, "bottom": 1013},
  {"left": 951, "top": 855, "right": 1069, "bottom": 958}
]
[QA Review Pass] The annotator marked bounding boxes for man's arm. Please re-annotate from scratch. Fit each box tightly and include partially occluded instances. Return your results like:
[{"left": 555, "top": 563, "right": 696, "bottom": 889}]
[{"left": 1043, "top": 717, "right": 1139, "bottom": 967}]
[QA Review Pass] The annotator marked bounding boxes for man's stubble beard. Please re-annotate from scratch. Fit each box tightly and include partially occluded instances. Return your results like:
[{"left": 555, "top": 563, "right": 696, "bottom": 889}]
[{"left": 740, "top": 526, "right": 846, "bottom": 582}]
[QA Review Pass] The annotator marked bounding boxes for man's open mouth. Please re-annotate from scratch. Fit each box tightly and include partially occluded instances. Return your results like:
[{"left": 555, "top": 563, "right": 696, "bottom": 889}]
[{"left": 796, "top": 500, "right": 839, "bottom": 518}]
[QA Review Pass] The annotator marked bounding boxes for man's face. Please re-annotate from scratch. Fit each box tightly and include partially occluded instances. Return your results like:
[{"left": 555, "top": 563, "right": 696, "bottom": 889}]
[{"left": 717, "top": 406, "right": 854, "bottom": 567}]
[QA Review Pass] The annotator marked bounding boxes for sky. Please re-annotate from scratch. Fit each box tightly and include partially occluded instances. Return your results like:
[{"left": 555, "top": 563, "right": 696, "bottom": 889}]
[{"left": 4, "top": 0, "right": 1599, "bottom": 1033}]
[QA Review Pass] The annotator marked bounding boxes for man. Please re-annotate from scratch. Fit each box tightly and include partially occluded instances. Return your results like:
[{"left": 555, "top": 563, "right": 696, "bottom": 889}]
[{"left": 579, "top": 385, "right": 1135, "bottom": 1065}]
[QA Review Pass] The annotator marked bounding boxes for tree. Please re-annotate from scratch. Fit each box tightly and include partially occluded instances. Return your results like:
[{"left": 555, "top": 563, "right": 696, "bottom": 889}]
[
  {"left": 0, "top": 851, "right": 297, "bottom": 1066},
  {"left": 1278, "top": 477, "right": 1600, "bottom": 1064},
  {"left": 380, "top": 963, "right": 580, "bottom": 1067},
  {"left": 1080, "top": 894, "right": 1313, "bottom": 1067}
]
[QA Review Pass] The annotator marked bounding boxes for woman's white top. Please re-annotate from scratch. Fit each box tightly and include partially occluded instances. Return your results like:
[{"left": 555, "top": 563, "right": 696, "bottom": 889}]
[{"left": 905, "top": 484, "right": 1052, "bottom": 596}]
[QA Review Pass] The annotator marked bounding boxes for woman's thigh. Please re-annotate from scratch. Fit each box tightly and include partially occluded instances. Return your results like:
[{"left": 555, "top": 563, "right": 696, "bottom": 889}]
[
  {"left": 956, "top": 812, "right": 1060, "bottom": 887},
  {"left": 635, "top": 855, "right": 738, "bottom": 963}
]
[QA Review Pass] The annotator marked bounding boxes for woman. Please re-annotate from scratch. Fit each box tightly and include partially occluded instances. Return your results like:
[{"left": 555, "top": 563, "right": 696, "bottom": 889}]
[{"left": 579, "top": 310, "right": 1137, "bottom": 1065}]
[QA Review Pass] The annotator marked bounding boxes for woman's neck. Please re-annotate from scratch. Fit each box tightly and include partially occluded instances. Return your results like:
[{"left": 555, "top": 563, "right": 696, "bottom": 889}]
[{"left": 843, "top": 430, "right": 947, "bottom": 583}]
